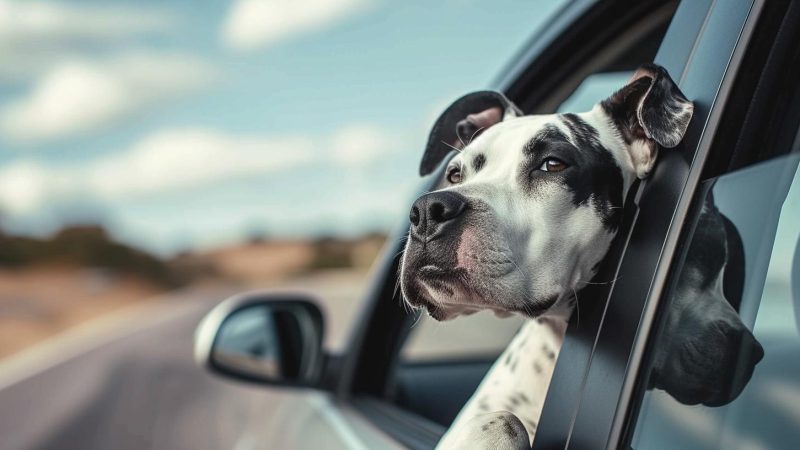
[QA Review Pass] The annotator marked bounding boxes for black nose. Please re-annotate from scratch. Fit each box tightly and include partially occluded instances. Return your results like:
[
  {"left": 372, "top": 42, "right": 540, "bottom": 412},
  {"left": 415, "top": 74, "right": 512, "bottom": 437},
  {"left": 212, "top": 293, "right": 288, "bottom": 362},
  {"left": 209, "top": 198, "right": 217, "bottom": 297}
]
[{"left": 409, "top": 191, "right": 467, "bottom": 240}]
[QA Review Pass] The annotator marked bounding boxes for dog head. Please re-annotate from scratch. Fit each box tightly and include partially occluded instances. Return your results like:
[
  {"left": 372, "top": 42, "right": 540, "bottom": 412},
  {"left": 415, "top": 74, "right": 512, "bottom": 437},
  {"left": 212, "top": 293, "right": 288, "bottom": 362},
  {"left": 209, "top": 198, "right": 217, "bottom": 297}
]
[{"left": 400, "top": 64, "right": 693, "bottom": 321}]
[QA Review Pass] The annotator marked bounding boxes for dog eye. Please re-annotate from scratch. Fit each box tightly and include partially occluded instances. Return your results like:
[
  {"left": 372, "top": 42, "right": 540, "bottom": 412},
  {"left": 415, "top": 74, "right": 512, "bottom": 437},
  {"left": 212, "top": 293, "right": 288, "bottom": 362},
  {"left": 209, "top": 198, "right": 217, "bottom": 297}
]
[
  {"left": 539, "top": 158, "right": 568, "bottom": 172},
  {"left": 447, "top": 167, "right": 463, "bottom": 184}
]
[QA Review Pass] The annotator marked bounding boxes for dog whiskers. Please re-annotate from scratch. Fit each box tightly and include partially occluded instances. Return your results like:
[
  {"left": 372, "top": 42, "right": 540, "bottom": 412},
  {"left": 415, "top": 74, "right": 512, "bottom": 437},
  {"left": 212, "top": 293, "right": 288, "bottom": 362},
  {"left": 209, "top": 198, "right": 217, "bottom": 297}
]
[
  {"left": 522, "top": 303, "right": 535, "bottom": 317},
  {"left": 395, "top": 265, "right": 415, "bottom": 315},
  {"left": 576, "top": 276, "right": 621, "bottom": 286},
  {"left": 410, "top": 310, "right": 424, "bottom": 329},
  {"left": 572, "top": 287, "right": 580, "bottom": 329},
  {"left": 456, "top": 131, "right": 466, "bottom": 149},
  {"left": 468, "top": 126, "right": 485, "bottom": 145},
  {"left": 441, "top": 140, "right": 462, "bottom": 153},
  {"left": 501, "top": 257, "right": 540, "bottom": 316}
]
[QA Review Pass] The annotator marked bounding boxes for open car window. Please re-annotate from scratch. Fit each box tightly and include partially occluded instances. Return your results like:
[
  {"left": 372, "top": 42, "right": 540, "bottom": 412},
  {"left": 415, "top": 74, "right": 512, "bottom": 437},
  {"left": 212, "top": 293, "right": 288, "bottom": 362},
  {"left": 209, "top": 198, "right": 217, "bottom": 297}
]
[{"left": 391, "top": 63, "right": 669, "bottom": 428}]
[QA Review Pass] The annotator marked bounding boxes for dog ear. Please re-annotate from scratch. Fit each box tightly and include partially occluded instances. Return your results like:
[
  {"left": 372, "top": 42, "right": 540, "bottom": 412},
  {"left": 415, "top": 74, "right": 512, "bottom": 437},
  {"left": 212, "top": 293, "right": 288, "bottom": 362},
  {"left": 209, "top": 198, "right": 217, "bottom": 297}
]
[
  {"left": 420, "top": 91, "right": 521, "bottom": 176},
  {"left": 601, "top": 64, "right": 694, "bottom": 178}
]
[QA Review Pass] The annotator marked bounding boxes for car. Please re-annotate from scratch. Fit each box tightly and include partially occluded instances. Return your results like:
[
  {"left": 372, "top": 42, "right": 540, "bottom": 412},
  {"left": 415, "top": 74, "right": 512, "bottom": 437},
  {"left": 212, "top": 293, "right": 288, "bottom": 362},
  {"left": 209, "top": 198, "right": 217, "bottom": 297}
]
[{"left": 194, "top": 0, "right": 800, "bottom": 448}]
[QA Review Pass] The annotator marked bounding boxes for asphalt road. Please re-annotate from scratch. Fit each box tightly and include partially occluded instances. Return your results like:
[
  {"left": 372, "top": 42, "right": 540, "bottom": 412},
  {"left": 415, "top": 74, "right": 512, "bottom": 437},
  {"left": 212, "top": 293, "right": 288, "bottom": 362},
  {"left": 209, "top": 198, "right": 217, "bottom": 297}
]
[{"left": 0, "top": 285, "right": 313, "bottom": 450}]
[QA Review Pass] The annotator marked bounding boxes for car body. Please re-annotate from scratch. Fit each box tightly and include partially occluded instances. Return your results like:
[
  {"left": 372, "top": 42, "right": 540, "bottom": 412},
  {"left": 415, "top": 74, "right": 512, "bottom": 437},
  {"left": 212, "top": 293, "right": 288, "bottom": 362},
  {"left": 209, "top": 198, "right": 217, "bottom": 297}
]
[{"left": 195, "top": 1, "right": 800, "bottom": 448}]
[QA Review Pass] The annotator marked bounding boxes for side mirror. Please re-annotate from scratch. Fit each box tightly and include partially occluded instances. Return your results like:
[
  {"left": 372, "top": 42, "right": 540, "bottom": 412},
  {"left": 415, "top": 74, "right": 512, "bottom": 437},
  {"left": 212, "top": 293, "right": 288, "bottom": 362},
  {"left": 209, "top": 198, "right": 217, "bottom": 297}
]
[{"left": 194, "top": 291, "right": 325, "bottom": 387}]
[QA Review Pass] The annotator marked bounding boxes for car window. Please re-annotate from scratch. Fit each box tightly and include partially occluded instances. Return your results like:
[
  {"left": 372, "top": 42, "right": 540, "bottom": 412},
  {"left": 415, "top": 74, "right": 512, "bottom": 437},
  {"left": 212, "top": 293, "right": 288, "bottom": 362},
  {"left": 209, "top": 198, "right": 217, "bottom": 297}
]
[
  {"left": 630, "top": 151, "right": 800, "bottom": 449},
  {"left": 557, "top": 72, "right": 632, "bottom": 113}
]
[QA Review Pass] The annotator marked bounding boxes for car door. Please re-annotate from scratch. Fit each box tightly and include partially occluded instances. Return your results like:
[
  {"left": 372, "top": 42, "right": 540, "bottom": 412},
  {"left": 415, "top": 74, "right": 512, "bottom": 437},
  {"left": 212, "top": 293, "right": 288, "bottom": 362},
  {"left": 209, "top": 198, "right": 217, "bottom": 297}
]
[
  {"left": 533, "top": 1, "right": 799, "bottom": 449},
  {"left": 622, "top": 2, "right": 800, "bottom": 448}
]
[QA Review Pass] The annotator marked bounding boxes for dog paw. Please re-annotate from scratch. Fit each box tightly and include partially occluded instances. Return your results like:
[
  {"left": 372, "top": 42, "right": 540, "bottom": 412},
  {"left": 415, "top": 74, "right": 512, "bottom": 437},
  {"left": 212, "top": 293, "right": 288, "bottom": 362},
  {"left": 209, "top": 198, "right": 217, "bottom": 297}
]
[{"left": 437, "top": 411, "right": 529, "bottom": 450}]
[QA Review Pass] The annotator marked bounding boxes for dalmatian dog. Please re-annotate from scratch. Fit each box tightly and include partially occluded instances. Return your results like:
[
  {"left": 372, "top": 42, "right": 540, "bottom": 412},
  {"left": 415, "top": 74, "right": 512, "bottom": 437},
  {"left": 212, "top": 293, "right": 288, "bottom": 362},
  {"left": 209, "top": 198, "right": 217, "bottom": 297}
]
[{"left": 399, "top": 64, "right": 763, "bottom": 449}]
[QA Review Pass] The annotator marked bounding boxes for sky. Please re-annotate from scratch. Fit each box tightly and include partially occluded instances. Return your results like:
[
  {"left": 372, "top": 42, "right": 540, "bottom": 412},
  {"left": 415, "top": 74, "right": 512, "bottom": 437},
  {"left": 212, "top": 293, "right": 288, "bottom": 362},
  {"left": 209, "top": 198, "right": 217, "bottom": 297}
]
[{"left": 0, "top": 0, "right": 566, "bottom": 255}]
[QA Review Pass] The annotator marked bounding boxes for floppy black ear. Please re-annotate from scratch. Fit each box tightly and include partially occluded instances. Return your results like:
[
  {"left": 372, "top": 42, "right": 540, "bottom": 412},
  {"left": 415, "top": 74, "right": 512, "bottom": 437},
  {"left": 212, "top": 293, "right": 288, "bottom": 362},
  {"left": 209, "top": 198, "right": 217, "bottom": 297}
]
[
  {"left": 601, "top": 64, "right": 693, "bottom": 178},
  {"left": 420, "top": 91, "right": 521, "bottom": 176}
]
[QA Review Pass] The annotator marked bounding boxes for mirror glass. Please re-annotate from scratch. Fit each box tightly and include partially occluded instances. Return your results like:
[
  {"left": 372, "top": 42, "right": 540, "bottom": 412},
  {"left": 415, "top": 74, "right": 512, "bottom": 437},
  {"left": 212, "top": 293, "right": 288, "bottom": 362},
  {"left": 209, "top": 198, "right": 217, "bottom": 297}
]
[{"left": 210, "top": 303, "right": 321, "bottom": 384}]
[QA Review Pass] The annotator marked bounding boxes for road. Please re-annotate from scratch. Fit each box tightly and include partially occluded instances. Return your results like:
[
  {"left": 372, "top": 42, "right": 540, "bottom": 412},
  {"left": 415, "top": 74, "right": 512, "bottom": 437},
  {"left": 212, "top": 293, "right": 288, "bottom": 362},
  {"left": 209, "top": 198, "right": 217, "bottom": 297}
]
[{"left": 0, "top": 270, "right": 371, "bottom": 450}]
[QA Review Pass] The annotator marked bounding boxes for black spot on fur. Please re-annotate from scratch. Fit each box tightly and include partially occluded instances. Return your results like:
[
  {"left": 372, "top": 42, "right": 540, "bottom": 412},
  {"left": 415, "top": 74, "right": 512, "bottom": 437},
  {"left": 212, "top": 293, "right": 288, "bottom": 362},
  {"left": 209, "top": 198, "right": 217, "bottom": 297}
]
[
  {"left": 519, "top": 393, "right": 530, "bottom": 404},
  {"left": 518, "top": 119, "right": 624, "bottom": 231},
  {"left": 560, "top": 113, "right": 624, "bottom": 230},
  {"left": 472, "top": 153, "right": 486, "bottom": 172},
  {"left": 502, "top": 421, "right": 518, "bottom": 438},
  {"left": 541, "top": 343, "right": 556, "bottom": 360}
]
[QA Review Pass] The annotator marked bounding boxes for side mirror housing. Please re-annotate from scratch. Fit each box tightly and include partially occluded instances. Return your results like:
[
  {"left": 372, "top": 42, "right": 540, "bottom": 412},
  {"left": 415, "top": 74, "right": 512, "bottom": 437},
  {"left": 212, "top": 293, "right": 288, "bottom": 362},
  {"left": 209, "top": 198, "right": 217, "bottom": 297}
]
[{"left": 194, "top": 291, "right": 325, "bottom": 387}]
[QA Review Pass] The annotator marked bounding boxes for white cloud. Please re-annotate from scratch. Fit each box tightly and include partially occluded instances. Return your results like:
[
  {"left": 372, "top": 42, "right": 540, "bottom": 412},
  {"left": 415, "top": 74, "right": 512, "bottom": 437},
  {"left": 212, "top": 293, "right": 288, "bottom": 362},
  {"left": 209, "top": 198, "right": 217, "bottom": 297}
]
[
  {"left": 0, "top": 0, "right": 171, "bottom": 45},
  {"left": 0, "top": 1, "right": 175, "bottom": 83},
  {"left": 0, "top": 124, "right": 394, "bottom": 215},
  {"left": 0, "top": 53, "right": 218, "bottom": 142},
  {"left": 330, "top": 124, "right": 393, "bottom": 166},
  {"left": 221, "top": 0, "right": 369, "bottom": 51},
  {"left": 88, "top": 129, "right": 315, "bottom": 197},
  {"left": 0, "top": 161, "right": 59, "bottom": 216}
]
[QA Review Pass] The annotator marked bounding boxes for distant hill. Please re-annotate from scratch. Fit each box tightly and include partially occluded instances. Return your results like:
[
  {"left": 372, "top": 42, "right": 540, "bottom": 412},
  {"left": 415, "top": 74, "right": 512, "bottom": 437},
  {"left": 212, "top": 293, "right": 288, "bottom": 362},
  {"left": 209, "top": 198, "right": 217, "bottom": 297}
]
[
  {"left": 0, "top": 226, "right": 179, "bottom": 287},
  {"left": 173, "top": 233, "right": 388, "bottom": 284},
  {"left": 0, "top": 225, "right": 389, "bottom": 287}
]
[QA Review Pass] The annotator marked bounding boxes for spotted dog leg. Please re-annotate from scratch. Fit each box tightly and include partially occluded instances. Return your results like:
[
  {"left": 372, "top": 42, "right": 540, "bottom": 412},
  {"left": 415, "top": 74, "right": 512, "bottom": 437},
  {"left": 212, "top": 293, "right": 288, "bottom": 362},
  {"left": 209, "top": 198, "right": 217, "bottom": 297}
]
[
  {"left": 436, "top": 317, "right": 567, "bottom": 449},
  {"left": 438, "top": 411, "right": 529, "bottom": 450}
]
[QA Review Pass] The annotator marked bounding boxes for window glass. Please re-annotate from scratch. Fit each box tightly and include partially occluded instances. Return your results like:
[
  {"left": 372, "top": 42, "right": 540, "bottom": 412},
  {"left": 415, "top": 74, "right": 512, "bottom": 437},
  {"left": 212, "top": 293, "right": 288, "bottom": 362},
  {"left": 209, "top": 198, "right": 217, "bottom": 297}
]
[
  {"left": 557, "top": 72, "right": 632, "bottom": 113},
  {"left": 631, "top": 152, "right": 800, "bottom": 449}
]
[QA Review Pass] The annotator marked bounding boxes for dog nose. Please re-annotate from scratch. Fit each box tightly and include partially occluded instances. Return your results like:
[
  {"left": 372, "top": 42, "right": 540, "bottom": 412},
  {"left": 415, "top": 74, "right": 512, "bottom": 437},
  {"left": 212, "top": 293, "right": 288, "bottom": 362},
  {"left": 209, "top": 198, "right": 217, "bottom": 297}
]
[{"left": 409, "top": 191, "right": 467, "bottom": 239}]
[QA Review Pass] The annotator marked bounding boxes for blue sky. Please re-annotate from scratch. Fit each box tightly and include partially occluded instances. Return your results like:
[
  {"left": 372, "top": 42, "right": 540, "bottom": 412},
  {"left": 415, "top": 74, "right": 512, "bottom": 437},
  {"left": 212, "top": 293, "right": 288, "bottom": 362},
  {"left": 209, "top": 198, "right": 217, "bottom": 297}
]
[{"left": 0, "top": 0, "right": 565, "bottom": 255}]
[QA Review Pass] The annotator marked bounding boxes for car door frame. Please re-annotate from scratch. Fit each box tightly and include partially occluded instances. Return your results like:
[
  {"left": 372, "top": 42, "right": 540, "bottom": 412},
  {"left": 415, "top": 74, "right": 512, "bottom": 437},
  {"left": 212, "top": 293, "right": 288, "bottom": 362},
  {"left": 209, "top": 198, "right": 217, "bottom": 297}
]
[{"left": 532, "top": 1, "right": 768, "bottom": 449}]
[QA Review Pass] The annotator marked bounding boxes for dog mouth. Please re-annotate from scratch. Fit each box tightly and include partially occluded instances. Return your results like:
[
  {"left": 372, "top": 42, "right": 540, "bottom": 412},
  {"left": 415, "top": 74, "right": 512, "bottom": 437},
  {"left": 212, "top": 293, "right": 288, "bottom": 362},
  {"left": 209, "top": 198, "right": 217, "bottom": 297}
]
[
  {"left": 418, "top": 265, "right": 467, "bottom": 288},
  {"left": 407, "top": 265, "right": 477, "bottom": 320},
  {"left": 408, "top": 264, "right": 530, "bottom": 320}
]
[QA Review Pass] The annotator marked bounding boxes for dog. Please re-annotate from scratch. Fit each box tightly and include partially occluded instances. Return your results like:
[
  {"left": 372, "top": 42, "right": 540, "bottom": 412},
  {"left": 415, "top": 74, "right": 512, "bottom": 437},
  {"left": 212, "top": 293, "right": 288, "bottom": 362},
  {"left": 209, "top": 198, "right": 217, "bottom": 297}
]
[{"left": 399, "top": 64, "right": 762, "bottom": 449}]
